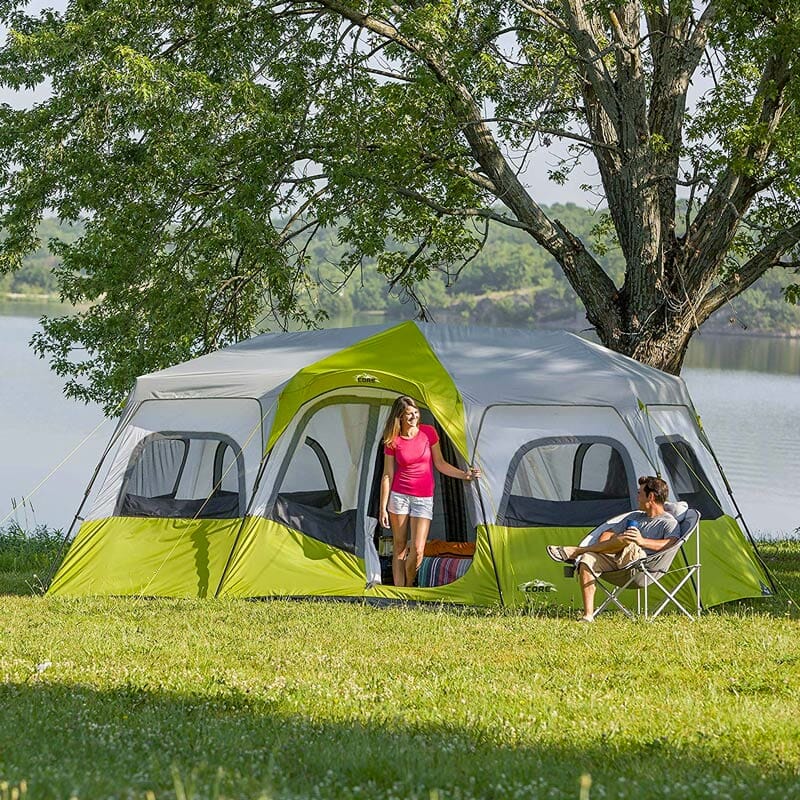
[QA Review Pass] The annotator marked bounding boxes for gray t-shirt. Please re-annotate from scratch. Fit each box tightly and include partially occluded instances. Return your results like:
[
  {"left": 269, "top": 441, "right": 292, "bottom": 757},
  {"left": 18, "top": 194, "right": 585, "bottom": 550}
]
[{"left": 612, "top": 511, "right": 679, "bottom": 553}]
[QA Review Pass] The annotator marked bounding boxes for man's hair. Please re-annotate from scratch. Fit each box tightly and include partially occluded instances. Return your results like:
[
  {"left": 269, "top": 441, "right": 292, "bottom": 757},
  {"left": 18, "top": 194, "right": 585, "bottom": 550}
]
[{"left": 638, "top": 475, "right": 669, "bottom": 504}]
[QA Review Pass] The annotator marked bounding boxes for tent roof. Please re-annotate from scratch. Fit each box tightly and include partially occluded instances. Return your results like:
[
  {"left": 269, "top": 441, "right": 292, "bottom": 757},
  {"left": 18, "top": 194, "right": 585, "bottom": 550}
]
[
  {"left": 419, "top": 323, "right": 693, "bottom": 410},
  {"left": 129, "top": 321, "right": 694, "bottom": 412},
  {"left": 131, "top": 324, "right": 387, "bottom": 402}
]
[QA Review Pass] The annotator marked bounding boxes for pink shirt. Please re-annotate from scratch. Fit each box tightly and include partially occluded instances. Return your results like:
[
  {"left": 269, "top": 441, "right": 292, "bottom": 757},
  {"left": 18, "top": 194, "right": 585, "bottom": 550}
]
[{"left": 384, "top": 423, "right": 439, "bottom": 497}]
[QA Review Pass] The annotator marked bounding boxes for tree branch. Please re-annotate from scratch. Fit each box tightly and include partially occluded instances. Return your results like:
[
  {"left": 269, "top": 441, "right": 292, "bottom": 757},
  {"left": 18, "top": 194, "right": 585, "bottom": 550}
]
[
  {"left": 686, "top": 51, "right": 793, "bottom": 288},
  {"left": 562, "top": 0, "right": 621, "bottom": 142},
  {"left": 509, "top": 0, "right": 568, "bottom": 33},
  {"left": 392, "top": 186, "right": 535, "bottom": 232},
  {"left": 312, "top": 0, "right": 616, "bottom": 317},
  {"left": 697, "top": 220, "right": 800, "bottom": 319},
  {"left": 469, "top": 118, "right": 619, "bottom": 151}
]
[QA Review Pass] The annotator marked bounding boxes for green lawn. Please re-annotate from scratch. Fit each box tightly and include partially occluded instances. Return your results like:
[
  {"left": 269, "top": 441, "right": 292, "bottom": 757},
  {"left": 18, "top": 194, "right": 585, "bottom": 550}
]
[{"left": 1, "top": 538, "right": 799, "bottom": 800}]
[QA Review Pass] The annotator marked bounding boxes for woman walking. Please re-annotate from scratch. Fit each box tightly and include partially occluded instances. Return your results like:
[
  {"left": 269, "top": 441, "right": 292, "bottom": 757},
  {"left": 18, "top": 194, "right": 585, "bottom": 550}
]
[{"left": 379, "top": 396, "right": 479, "bottom": 586}]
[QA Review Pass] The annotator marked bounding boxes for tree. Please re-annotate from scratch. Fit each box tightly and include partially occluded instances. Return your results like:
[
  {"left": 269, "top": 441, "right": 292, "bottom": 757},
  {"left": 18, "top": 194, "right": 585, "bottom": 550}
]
[{"left": 1, "top": 0, "right": 799, "bottom": 411}]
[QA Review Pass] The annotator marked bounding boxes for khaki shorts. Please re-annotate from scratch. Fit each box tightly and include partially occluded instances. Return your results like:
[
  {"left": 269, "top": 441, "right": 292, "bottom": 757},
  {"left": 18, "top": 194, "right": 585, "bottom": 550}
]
[{"left": 577, "top": 543, "right": 646, "bottom": 576}]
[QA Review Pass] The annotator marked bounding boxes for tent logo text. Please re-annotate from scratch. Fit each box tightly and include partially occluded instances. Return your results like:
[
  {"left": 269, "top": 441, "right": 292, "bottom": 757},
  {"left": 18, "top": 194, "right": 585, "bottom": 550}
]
[{"left": 355, "top": 373, "right": 379, "bottom": 384}]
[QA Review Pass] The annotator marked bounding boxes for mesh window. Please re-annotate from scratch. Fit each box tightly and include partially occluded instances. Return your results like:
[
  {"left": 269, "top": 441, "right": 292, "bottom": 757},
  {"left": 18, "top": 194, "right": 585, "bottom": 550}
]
[
  {"left": 278, "top": 437, "right": 339, "bottom": 511},
  {"left": 658, "top": 438, "right": 722, "bottom": 520},
  {"left": 117, "top": 434, "right": 243, "bottom": 519},
  {"left": 270, "top": 403, "right": 372, "bottom": 554},
  {"left": 214, "top": 443, "right": 239, "bottom": 494},
  {"left": 126, "top": 436, "right": 187, "bottom": 498},
  {"left": 575, "top": 444, "right": 629, "bottom": 498},
  {"left": 503, "top": 439, "right": 632, "bottom": 527}
]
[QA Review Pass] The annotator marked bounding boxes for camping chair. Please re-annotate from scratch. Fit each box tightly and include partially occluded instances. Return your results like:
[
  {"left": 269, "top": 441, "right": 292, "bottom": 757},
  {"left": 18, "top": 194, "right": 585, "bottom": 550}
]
[{"left": 580, "top": 504, "right": 702, "bottom": 620}]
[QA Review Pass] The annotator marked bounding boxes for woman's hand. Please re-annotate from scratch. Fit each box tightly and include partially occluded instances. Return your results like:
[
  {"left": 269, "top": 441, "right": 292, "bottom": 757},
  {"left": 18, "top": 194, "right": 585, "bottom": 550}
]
[
  {"left": 379, "top": 508, "right": 390, "bottom": 529},
  {"left": 464, "top": 466, "right": 481, "bottom": 481}
]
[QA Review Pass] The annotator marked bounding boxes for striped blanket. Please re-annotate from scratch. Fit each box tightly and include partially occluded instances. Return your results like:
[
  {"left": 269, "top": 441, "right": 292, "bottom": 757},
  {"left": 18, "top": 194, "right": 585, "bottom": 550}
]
[{"left": 417, "top": 556, "right": 472, "bottom": 588}]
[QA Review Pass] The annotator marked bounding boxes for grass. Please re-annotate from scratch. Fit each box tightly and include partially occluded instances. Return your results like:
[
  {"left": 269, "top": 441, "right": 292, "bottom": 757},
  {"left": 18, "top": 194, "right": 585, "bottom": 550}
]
[
  {"left": 0, "top": 532, "right": 799, "bottom": 800},
  {"left": 0, "top": 521, "right": 64, "bottom": 595}
]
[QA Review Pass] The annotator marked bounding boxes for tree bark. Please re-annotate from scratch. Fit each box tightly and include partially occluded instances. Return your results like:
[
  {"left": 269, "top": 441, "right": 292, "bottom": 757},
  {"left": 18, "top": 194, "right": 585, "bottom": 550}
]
[{"left": 313, "top": 0, "right": 800, "bottom": 375}]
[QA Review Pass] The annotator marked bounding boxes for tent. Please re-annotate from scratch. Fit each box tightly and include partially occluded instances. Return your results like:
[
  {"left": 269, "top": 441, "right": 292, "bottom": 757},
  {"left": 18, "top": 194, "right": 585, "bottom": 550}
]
[{"left": 49, "top": 321, "right": 772, "bottom": 609}]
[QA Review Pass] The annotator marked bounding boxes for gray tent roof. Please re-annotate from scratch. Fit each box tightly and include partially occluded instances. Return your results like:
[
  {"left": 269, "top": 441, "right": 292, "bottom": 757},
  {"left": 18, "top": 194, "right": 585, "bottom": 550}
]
[{"left": 129, "top": 322, "right": 694, "bottom": 412}]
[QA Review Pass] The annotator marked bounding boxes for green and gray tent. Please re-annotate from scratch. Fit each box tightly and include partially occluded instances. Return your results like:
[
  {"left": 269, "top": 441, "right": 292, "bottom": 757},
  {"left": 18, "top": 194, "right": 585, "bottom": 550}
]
[{"left": 49, "top": 321, "right": 771, "bottom": 609}]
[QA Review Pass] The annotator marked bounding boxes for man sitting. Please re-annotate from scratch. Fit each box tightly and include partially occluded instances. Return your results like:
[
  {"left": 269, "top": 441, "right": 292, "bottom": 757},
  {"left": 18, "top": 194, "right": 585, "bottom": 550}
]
[{"left": 546, "top": 475, "right": 680, "bottom": 622}]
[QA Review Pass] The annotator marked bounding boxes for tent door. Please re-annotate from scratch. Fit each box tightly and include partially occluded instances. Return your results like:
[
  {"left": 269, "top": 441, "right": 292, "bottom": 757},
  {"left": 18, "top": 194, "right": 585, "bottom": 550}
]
[{"left": 259, "top": 396, "right": 387, "bottom": 580}]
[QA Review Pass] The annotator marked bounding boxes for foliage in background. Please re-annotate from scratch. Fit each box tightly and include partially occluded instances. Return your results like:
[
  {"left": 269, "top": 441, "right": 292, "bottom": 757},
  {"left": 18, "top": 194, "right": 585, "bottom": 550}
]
[
  {"left": 2, "top": 2, "right": 800, "bottom": 412},
  {"left": 0, "top": 218, "right": 79, "bottom": 296},
  {"left": 306, "top": 202, "right": 800, "bottom": 334},
  {"left": 6, "top": 212, "right": 799, "bottom": 339}
]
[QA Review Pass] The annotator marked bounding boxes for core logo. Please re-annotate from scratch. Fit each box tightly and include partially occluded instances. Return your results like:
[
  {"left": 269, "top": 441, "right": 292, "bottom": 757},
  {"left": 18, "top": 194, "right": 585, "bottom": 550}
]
[
  {"left": 355, "top": 373, "right": 379, "bottom": 383},
  {"left": 518, "top": 579, "right": 557, "bottom": 593}
]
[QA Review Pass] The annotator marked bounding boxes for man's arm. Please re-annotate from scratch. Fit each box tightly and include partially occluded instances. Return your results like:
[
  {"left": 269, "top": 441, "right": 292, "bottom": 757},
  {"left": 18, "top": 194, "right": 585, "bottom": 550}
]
[{"left": 623, "top": 530, "right": 679, "bottom": 552}]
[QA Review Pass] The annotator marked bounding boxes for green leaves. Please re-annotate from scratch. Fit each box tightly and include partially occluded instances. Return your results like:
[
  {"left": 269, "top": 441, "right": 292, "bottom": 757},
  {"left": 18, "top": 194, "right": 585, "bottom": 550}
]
[{"left": 3, "top": 0, "right": 800, "bottom": 403}]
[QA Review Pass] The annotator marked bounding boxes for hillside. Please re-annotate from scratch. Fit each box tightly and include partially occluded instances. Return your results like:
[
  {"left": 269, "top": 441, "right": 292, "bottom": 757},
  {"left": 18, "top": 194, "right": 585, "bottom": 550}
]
[
  {"left": 305, "top": 203, "right": 800, "bottom": 336},
  {"left": 4, "top": 209, "right": 800, "bottom": 335}
]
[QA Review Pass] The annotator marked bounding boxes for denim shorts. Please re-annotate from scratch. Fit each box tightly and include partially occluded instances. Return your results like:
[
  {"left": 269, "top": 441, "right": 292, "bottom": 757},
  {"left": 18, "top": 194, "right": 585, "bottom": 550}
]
[{"left": 387, "top": 491, "right": 434, "bottom": 520}]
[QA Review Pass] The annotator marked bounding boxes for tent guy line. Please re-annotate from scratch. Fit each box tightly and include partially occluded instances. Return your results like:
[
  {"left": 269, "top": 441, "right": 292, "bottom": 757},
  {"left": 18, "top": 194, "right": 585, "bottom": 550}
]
[{"left": 1, "top": 416, "right": 111, "bottom": 530}]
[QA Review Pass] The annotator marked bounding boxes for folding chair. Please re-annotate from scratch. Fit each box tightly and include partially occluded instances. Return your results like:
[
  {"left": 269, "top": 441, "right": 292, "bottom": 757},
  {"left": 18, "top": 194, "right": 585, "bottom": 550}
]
[{"left": 582, "top": 504, "right": 702, "bottom": 620}]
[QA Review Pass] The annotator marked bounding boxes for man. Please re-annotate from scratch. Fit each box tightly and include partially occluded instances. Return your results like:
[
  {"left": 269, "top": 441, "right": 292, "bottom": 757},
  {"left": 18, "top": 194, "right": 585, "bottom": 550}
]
[{"left": 546, "top": 475, "right": 680, "bottom": 622}]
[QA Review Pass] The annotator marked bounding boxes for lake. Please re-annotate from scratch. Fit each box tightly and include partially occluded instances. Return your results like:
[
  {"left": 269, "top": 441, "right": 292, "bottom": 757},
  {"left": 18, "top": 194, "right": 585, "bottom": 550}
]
[{"left": 1, "top": 306, "right": 798, "bottom": 537}]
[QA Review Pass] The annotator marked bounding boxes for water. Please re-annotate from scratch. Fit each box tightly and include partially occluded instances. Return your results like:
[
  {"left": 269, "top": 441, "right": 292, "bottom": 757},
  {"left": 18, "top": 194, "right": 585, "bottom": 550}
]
[
  {"left": 1, "top": 306, "right": 798, "bottom": 536},
  {"left": 681, "top": 334, "right": 800, "bottom": 537},
  {"left": 0, "top": 309, "right": 110, "bottom": 533}
]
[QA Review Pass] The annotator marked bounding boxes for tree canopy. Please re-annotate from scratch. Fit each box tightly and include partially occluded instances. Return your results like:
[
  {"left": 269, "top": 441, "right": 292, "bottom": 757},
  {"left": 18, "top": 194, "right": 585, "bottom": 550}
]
[{"left": 1, "top": 0, "right": 799, "bottom": 411}]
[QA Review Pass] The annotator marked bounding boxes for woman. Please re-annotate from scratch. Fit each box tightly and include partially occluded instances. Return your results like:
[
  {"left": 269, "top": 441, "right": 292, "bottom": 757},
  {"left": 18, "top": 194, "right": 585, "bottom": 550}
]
[{"left": 379, "top": 396, "right": 479, "bottom": 587}]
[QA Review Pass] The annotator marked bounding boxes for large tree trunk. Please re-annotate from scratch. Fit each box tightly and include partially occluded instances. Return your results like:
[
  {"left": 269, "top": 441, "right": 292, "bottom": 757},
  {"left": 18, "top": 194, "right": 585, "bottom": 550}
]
[
  {"left": 318, "top": 0, "right": 800, "bottom": 375},
  {"left": 591, "top": 295, "right": 698, "bottom": 375}
]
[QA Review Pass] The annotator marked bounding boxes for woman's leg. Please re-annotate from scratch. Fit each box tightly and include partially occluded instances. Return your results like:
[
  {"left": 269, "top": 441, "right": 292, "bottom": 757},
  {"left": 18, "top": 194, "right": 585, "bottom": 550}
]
[
  {"left": 389, "top": 511, "right": 409, "bottom": 586},
  {"left": 405, "top": 515, "right": 431, "bottom": 587}
]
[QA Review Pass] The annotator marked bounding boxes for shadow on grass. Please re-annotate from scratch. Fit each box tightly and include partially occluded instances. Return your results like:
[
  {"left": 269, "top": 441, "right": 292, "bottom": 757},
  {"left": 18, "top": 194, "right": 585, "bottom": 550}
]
[{"left": 0, "top": 682, "right": 797, "bottom": 800}]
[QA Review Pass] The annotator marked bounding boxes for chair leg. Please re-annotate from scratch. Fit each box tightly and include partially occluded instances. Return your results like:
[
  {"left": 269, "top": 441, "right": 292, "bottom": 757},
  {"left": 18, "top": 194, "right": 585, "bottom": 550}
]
[
  {"left": 593, "top": 577, "right": 637, "bottom": 619},
  {"left": 647, "top": 568, "right": 701, "bottom": 620}
]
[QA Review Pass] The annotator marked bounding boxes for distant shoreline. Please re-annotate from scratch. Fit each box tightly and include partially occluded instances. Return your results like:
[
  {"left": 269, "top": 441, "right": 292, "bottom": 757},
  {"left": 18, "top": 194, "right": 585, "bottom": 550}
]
[
  {"left": 3, "top": 293, "right": 800, "bottom": 339},
  {"left": 2, "top": 292, "right": 61, "bottom": 302}
]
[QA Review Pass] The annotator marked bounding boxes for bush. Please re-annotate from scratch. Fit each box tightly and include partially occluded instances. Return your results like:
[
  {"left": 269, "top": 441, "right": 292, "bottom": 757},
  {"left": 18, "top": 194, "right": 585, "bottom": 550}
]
[{"left": 0, "top": 521, "right": 65, "bottom": 594}]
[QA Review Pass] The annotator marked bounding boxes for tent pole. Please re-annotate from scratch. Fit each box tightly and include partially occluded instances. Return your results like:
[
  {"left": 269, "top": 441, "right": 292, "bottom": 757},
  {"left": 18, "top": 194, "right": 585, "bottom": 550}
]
[
  {"left": 213, "top": 444, "right": 272, "bottom": 598},
  {"left": 470, "top": 449, "right": 505, "bottom": 607}
]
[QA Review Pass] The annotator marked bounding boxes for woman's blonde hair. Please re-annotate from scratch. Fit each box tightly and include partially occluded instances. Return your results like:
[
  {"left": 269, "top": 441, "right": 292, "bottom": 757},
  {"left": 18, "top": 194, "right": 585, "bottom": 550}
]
[{"left": 382, "top": 395, "right": 419, "bottom": 447}]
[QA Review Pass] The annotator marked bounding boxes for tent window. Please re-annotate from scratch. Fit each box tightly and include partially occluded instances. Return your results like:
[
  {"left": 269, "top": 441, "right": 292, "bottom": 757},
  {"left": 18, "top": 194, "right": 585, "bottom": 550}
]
[
  {"left": 501, "top": 438, "right": 633, "bottom": 527},
  {"left": 213, "top": 442, "right": 239, "bottom": 494},
  {"left": 573, "top": 443, "right": 628, "bottom": 499},
  {"left": 116, "top": 433, "right": 245, "bottom": 519},
  {"left": 277, "top": 436, "right": 341, "bottom": 513},
  {"left": 658, "top": 437, "right": 722, "bottom": 520},
  {"left": 125, "top": 436, "right": 188, "bottom": 499},
  {"left": 269, "top": 402, "right": 372, "bottom": 555}
]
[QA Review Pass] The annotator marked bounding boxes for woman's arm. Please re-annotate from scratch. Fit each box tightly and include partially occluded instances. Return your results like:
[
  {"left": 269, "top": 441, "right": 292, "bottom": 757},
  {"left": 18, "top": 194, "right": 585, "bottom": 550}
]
[
  {"left": 379, "top": 454, "right": 395, "bottom": 529},
  {"left": 431, "top": 443, "right": 480, "bottom": 481}
]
